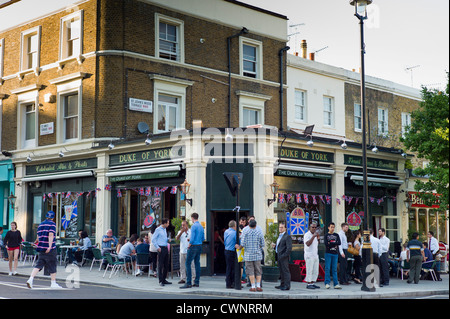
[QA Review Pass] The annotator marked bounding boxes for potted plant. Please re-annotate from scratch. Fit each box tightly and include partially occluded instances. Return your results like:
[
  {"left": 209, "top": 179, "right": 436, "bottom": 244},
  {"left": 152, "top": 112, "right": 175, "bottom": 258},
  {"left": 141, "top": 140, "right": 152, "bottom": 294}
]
[
  {"left": 170, "top": 217, "right": 183, "bottom": 243},
  {"left": 262, "top": 222, "right": 280, "bottom": 282}
]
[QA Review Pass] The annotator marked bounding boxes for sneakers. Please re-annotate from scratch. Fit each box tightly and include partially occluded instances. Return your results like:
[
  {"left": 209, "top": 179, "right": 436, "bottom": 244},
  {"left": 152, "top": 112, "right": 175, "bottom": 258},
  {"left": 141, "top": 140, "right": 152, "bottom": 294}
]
[
  {"left": 26, "top": 279, "right": 33, "bottom": 289},
  {"left": 334, "top": 285, "right": 342, "bottom": 289},
  {"left": 50, "top": 282, "right": 63, "bottom": 289},
  {"left": 325, "top": 284, "right": 330, "bottom": 289}
]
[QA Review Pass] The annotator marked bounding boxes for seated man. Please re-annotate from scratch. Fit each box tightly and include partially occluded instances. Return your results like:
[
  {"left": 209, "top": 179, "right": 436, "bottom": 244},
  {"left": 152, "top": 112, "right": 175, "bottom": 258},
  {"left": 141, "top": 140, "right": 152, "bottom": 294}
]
[
  {"left": 135, "top": 237, "right": 150, "bottom": 275},
  {"left": 422, "top": 242, "right": 434, "bottom": 269},
  {"left": 101, "top": 229, "right": 118, "bottom": 255},
  {"left": 118, "top": 234, "right": 138, "bottom": 275},
  {"left": 67, "top": 231, "right": 92, "bottom": 266}
]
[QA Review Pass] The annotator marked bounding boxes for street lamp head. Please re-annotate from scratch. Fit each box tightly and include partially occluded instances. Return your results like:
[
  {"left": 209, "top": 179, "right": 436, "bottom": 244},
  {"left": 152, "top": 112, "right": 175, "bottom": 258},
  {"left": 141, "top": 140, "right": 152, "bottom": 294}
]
[{"left": 350, "top": 0, "right": 373, "bottom": 18}]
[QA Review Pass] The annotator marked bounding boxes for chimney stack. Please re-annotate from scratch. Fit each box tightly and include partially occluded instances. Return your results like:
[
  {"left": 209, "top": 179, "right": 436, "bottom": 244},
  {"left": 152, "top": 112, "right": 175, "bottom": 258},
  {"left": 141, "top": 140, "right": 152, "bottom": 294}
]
[
  {"left": 309, "top": 52, "right": 315, "bottom": 61},
  {"left": 301, "top": 40, "right": 307, "bottom": 59}
]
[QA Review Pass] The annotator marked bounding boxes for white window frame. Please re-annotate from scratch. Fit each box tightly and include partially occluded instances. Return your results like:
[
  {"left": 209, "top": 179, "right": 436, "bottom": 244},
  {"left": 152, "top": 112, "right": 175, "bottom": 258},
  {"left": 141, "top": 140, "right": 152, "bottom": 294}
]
[
  {"left": 155, "top": 13, "right": 184, "bottom": 63},
  {"left": 239, "top": 37, "right": 263, "bottom": 80},
  {"left": 56, "top": 79, "right": 83, "bottom": 144},
  {"left": 20, "top": 26, "right": 41, "bottom": 74},
  {"left": 354, "top": 103, "right": 362, "bottom": 132},
  {"left": 378, "top": 106, "right": 389, "bottom": 136},
  {"left": 17, "top": 90, "right": 39, "bottom": 149},
  {"left": 59, "top": 10, "right": 84, "bottom": 63},
  {"left": 150, "top": 75, "right": 193, "bottom": 134},
  {"left": 236, "top": 91, "right": 271, "bottom": 127},
  {"left": 294, "top": 90, "right": 307, "bottom": 122},
  {"left": 401, "top": 112, "right": 411, "bottom": 137},
  {"left": 323, "top": 96, "right": 334, "bottom": 127},
  {"left": 0, "top": 38, "right": 4, "bottom": 83}
]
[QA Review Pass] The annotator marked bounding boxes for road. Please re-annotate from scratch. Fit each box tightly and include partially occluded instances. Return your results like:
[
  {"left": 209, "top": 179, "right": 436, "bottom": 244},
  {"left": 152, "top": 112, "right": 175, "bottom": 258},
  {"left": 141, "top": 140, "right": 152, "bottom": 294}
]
[{"left": 0, "top": 273, "right": 224, "bottom": 300}]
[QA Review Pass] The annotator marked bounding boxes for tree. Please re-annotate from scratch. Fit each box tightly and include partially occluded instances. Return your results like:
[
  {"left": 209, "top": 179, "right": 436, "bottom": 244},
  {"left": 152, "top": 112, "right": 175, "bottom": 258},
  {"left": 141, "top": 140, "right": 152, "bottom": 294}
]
[{"left": 401, "top": 73, "right": 449, "bottom": 211}]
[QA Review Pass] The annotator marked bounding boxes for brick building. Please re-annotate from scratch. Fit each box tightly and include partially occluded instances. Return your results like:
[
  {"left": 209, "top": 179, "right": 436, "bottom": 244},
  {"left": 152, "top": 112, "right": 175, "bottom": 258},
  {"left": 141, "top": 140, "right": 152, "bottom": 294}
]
[{"left": 0, "top": 0, "right": 289, "bottom": 274}]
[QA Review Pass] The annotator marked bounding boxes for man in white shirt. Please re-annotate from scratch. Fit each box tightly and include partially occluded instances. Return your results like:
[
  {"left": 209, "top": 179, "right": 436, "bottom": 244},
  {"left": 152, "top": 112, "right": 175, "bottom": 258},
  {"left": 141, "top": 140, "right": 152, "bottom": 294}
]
[
  {"left": 176, "top": 220, "right": 195, "bottom": 284},
  {"left": 378, "top": 228, "right": 390, "bottom": 286},
  {"left": 369, "top": 229, "right": 382, "bottom": 287},
  {"left": 338, "top": 223, "right": 350, "bottom": 285},
  {"left": 427, "top": 231, "right": 442, "bottom": 281},
  {"left": 304, "top": 222, "right": 320, "bottom": 289}
]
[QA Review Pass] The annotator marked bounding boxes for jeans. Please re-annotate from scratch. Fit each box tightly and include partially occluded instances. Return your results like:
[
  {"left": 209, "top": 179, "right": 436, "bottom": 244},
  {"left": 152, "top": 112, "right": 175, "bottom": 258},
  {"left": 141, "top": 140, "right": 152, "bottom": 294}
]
[
  {"left": 325, "top": 253, "right": 339, "bottom": 286},
  {"left": 186, "top": 245, "right": 202, "bottom": 286}
]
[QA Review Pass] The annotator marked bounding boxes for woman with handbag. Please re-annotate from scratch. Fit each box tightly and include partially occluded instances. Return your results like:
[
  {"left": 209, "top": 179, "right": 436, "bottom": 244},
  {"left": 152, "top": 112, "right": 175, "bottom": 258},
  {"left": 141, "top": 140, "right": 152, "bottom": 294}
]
[{"left": 350, "top": 230, "right": 362, "bottom": 284}]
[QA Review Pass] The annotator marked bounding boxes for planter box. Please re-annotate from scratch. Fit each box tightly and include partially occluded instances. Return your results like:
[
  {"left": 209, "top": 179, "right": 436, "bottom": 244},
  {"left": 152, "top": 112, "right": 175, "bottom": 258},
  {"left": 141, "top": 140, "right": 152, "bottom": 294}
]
[{"left": 262, "top": 265, "right": 280, "bottom": 282}]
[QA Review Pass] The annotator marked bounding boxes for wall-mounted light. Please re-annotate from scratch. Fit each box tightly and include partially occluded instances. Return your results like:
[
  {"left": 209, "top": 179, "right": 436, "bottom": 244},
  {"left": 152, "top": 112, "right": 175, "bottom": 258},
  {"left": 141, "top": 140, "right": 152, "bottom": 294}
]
[
  {"left": 371, "top": 144, "right": 378, "bottom": 154},
  {"left": 180, "top": 179, "right": 192, "bottom": 206},
  {"left": 145, "top": 134, "right": 152, "bottom": 146},
  {"left": 401, "top": 150, "right": 407, "bottom": 158},
  {"left": 341, "top": 139, "right": 348, "bottom": 150},
  {"left": 8, "top": 192, "right": 16, "bottom": 210},
  {"left": 26, "top": 154, "right": 33, "bottom": 163},
  {"left": 225, "top": 128, "right": 233, "bottom": 142},
  {"left": 108, "top": 141, "right": 115, "bottom": 150},
  {"left": 58, "top": 147, "right": 68, "bottom": 158},
  {"left": 200, "top": 38, "right": 205, "bottom": 44},
  {"left": 267, "top": 180, "right": 280, "bottom": 206},
  {"left": 307, "top": 136, "right": 314, "bottom": 147},
  {"left": 304, "top": 124, "right": 314, "bottom": 147}
]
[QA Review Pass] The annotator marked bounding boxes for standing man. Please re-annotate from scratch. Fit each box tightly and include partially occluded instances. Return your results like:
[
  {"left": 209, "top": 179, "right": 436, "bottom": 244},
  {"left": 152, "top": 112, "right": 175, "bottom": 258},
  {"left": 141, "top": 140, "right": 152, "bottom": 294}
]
[
  {"left": 223, "top": 220, "right": 238, "bottom": 289},
  {"left": 176, "top": 220, "right": 195, "bottom": 284},
  {"left": 181, "top": 213, "right": 205, "bottom": 289},
  {"left": 338, "top": 223, "right": 350, "bottom": 285},
  {"left": 378, "top": 228, "right": 390, "bottom": 286},
  {"left": 427, "top": 231, "right": 442, "bottom": 281},
  {"left": 26, "top": 211, "right": 62, "bottom": 289},
  {"left": 274, "top": 221, "right": 292, "bottom": 291},
  {"left": 241, "top": 219, "right": 265, "bottom": 292},
  {"left": 304, "top": 222, "right": 320, "bottom": 289},
  {"left": 369, "top": 228, "right": 382, "bottom": 287},
  {"left": 324, "top": 222, "right": 342, "bottom": 289},
  {"left": 406, "top": 232, "right": 425, "bottom": 284},
  {"left": 152, "top": 219, "right": 171, "bottom": 286}
]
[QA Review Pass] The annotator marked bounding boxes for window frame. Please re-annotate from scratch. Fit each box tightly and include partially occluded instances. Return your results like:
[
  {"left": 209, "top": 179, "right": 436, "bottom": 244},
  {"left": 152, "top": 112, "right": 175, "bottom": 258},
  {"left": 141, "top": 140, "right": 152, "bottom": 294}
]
[
  {"left": 56, "top": 79, "right": 83, "bottom": 144},
  {"left": 323, "top": 96, "right": 334, "bottom": 128},
  {"left": 236, "top": 91, "right": 271, "bottom": 127},
  {"left": 378, "top": 106, "right": 389, "bottom": 136},
  {"left": 59, "top": 10, "right": 84, "bottom": 62},
  {"left": 17, "top": 90, "right": 39, "bottom": 149},
  {"left": 354, "top": 103, "right": 362, "bottom": 132},
  {"left": 20, "top": 26, "right": 41, "bottom": 73},
  {"left": 155, "top": 13, "right": 184, "bottom": 63},
  {"left": 239, "top": 37, "right": 263, "bottom": 80},
  {"left": 294, "top": 89, "right": 307, "bottom": 122},
  {"left": 401, "top": 112, "right": 411, "bottom": 137},
  {"left": 0, "top": 38, "right": 4, "bottom": 82}
]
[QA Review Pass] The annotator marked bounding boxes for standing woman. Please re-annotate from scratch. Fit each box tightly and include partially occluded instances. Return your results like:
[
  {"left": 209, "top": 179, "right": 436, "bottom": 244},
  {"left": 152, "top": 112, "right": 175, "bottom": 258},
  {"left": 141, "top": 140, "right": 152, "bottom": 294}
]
[
  {"left": 4, "top": 222, "right": 23, "bottom": 275},
  {"left": 352, "top": 230, "right": 363, "bottom": 284}
]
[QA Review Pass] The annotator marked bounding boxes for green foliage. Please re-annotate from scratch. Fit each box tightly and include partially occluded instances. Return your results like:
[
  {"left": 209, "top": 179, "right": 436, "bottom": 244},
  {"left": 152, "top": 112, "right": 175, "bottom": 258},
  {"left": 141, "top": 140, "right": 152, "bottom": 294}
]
[
  {"left": 401, "top": 73, "right": 449, "bottom": 211},
  {"left": 264, "top": 222, "right": 278, "bottom": 267},
  {"left": 171, "top": 217, "right": 183, "bottom": 239}
]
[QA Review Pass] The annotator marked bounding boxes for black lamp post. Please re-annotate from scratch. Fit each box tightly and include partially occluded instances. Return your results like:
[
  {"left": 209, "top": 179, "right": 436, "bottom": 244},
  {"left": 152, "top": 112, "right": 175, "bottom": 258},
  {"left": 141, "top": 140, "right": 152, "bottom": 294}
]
[{"left": 350, "top": 0, "right": 375, "bottom": 292}]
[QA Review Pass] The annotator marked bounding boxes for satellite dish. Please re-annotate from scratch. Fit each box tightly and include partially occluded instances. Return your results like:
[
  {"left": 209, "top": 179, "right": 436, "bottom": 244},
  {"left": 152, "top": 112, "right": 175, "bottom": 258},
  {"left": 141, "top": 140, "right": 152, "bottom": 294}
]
[{"left": 137, "top": 122, "right": 150, "bottom": 134}]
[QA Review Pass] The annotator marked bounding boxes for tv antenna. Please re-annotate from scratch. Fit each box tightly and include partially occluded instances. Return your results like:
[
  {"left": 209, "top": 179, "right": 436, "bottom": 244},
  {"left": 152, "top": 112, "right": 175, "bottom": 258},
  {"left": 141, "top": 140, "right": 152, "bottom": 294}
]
[
  {"left": 288, "top": 23, "right": 305, "bottom": 52},
  {"left": 313, "top": 46, "right": 329, "bottom": 56},
  {"left": 405, "top": 65, "right": 420, "bottom": 87}
]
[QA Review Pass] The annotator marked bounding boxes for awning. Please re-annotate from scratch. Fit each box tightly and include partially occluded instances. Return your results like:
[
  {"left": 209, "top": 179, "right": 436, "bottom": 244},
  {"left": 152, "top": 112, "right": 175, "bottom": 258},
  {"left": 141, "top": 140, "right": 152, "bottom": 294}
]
[
  {"left": 106, "top": 164, "right": 181, "bottom": 182},
  {"left": 349, "top": 175, "right": 404, "bottom": 188},
  {"left": 22, "top": 170, "right": 94, "bottom": 182}
]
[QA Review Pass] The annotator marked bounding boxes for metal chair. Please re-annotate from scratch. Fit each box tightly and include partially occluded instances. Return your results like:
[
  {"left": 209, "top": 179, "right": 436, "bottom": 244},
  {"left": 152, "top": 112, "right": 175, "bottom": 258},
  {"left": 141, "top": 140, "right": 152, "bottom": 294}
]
[
  {"left": 398, "top": 260, "right": 410, "bottom": 280},
  {"left": 22, "top": 245, "right": 38, "bottom": 266},
  {"left": 90, "top": 248, "right": 107, "bottom": 271},
  {"left": 422, "top": 260, "right": 438, "bottom": 281},
  {"left": 135, "top": 253, "right": 151, "bottom": 277},
  {"left": 103, "top": 253, "right": 127, "bottom": 278}
]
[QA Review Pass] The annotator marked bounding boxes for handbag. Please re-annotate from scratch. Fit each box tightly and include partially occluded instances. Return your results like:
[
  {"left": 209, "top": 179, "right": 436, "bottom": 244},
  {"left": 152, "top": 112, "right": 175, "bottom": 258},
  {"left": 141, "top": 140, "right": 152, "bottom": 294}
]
[
  {"left": 236, "top": 248, "right": 245, "bottom": 263},
  {"left": 347, "top": 244, "right": 359, "bottom": 256}
]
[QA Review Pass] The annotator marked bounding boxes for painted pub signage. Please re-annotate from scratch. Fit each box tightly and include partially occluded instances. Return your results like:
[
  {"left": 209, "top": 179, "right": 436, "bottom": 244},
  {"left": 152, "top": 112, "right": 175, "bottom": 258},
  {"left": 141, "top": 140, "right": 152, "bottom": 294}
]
[
  {"left": 109, "top": 147, "right": 184, "bottom": 166},
  {"left": 280, "top": 147, "right": 334, "bottom": 163},
  {"left": 26, "top": 158, "right": 97, "bottom": 175},
  {"left": 344, "top": 155, "right": 398, "bottom": 171}
]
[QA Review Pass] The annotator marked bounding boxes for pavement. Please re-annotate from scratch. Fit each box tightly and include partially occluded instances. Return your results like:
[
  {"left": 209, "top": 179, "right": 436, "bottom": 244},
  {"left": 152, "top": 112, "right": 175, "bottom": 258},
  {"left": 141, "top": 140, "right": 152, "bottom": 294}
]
[{"left": 1, "top": 259, "right": 448, "bottom": 299}]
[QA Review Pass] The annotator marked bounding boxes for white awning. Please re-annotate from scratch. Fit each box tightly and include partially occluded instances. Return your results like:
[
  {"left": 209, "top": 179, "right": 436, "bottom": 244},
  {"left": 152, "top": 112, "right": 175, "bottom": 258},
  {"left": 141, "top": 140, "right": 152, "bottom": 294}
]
[
  {"left": 106, "top": 165, "right": 181, "bottom": 178},
  {"left": 350, "top": 175, "right": 404, "bottom": 185},
  {"left": 22, "top": 170, "right": 94, "bottom": 182},
  {"left": 277, "top": 163, "right": 335, "bottom": 175}
]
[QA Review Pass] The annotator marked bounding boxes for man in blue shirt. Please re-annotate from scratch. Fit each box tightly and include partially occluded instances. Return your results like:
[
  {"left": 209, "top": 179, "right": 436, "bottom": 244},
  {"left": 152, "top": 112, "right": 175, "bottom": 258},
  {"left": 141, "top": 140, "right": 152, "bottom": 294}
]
[
  {"left": 27, "top": 211, "right": 61, "bottom": 289},
  {"left": 224, "top": 220, "right": 238, "bottom": 288},
  {"left": 152, "top": 219, "right": 171, "bottom": 286},
  {"left": 180, "top": 213, "right": 205, "bottom": 289}
]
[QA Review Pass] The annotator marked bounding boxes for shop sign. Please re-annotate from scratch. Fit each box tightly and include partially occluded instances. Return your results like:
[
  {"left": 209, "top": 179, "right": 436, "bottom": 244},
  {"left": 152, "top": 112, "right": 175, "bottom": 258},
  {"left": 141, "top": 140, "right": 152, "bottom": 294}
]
[
  {"left": 352, "top": 180, "right": 399, "bottom": 188},
  {"left": 26, "top": 158, "right": 97, "bottom": 175},
  {"left": 109, "top": 147, "right": 184, "bottom": 166},
  {"left": 408, "top": 192, "right": 440, "bottom": 208},
  {"left": 280, "top": 147, "right": 334, "bottom": 163},
  {"left": 276, "top": 169, "right": 332, "bottom": 179},
  {"left": 40, "top": 122, "right": 54, "bottom": 135},
  {"left": 129, "top": 98, "right": 153, "bottom": 113},
  {"left": 109, "top": 170, "right": 179, "bottom": 182},
  {"left": 344, "top": 155, "right": 398, "bottom": 171}
]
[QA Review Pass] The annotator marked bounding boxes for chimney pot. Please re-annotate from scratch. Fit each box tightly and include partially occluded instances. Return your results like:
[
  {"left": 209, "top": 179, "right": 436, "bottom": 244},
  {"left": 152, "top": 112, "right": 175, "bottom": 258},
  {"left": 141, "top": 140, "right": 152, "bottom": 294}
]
[
  {"left": 309, "top": 52, "right": 315, "bottom": 61},
  {"left": 301, "top": 40, "right": 307, "bottom": 59}
]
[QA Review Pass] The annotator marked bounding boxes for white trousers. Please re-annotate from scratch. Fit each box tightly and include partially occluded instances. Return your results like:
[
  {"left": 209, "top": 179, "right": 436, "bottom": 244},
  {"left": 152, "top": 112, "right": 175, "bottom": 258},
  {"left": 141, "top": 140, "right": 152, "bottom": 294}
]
[{"left": 305, "top": 255, "right": 319, "bottom": 283}]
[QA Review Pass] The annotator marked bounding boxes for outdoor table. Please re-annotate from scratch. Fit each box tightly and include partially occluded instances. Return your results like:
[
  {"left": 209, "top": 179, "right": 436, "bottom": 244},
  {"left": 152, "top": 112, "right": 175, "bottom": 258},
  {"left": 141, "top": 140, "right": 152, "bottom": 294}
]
[{"left": 58, "top": 245, "right": 77, "bottom": 265}]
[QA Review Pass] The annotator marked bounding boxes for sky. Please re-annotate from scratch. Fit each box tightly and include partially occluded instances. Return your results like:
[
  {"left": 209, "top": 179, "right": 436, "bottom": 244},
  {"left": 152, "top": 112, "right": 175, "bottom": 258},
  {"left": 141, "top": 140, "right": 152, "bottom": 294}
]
[{"left": 242, "top": 0, "right": 449, "bottom": 91}]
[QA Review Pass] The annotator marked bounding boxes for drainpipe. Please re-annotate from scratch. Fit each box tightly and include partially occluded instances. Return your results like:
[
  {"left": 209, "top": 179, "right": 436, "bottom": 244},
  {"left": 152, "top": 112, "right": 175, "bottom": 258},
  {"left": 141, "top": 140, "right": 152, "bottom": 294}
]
[
  {"left": 227, "top": 27, "right": 249, "bottom": 127},
  {"left": 279, "top": 46, "right": 290, "bottom": 131}
]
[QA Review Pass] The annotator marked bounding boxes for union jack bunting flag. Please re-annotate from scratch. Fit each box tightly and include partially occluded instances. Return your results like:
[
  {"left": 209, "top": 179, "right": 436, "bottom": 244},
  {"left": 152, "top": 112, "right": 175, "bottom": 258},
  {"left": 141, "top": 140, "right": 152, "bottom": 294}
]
[
  {"left": 117, "top": 189, "right": 122, "bottom": 198},
  {"left": 346, "top": 196, "right": 353, "bottom": 205},
  {"left": 286, "top": 193, "right": 292, "bottom": 202},
  {"left": 48, "top": 193, "right": 53, "bottom": 199},
  {"left": 160, "top": 187, "right": 168, "bottom": 193},
  {"left": 296, "top": 193, "right": 302, "bottom": 203},
  {"left": 145, "top": 187, "right": 152, "bottom": 196},
  {"left": 278, "top": 193, "right": 285, "bottom": 203},
  {"left": 326, "top": 195, "right": 331, "bottom": 205},
  {"left": 370, "top": 197, "right": 375, "bottom": 203},
  {"left": 303, "top": 194, "right": 309, "bottom": 204},
  {"left": 65, "top": 191, "right": 71, "bottom": 199},
  {"left": 170, "top": 186, "right": 177, "bottom": 194},
  {"left": 105, "top": 185, "right": 112, "bottom": 191},
  {"left": 154, "top": 187, "right": 161, "bottom": 197},
  {"left": 312, "top": 195, "right": 317, "bottom": 205},
  {"left": 319, "top": 195, "right": 325, "bottom": 204},
  {"left": 43, "top": 194, "right": 46, "bottom": 202},
  {"left": 139, "top": 188, "right": 145, "bottom": 196}
]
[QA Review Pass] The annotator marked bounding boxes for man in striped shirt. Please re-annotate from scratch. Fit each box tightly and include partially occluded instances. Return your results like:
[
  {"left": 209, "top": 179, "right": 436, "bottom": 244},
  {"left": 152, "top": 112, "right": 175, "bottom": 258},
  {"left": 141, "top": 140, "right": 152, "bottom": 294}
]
[
  {"left": 406, "top": 232, "right": 425, "bottom": 284},
  {"left": 26, "top": 211, "right": 62, "bottom": 289}
]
